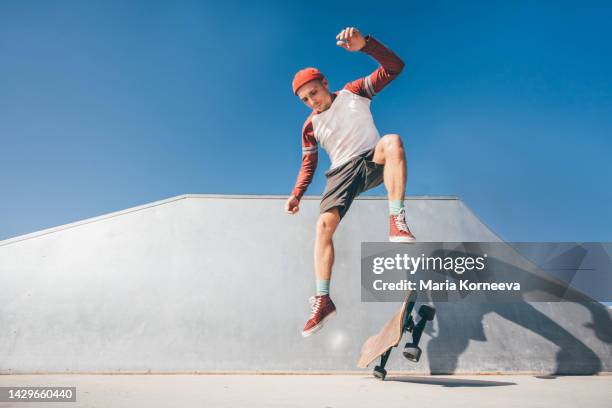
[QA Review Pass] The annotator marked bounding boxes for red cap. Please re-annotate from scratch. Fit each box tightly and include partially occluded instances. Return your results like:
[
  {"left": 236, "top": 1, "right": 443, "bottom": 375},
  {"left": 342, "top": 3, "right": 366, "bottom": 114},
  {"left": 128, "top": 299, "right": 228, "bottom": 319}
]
[{"left": 292, "top": 67, "right": 324, "bottom": 95}]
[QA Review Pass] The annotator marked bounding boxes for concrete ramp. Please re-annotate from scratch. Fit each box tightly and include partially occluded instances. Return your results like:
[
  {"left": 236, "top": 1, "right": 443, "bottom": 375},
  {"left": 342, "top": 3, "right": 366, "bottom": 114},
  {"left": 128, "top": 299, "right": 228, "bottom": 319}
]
[{"left": 0, "top": 195, "right": 610, "bottom": 373}]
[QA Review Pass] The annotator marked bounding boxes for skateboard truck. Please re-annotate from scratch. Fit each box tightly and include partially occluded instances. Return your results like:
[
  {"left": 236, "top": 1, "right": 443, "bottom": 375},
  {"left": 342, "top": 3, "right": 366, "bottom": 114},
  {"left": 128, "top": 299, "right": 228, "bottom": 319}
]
[{"left": 402, "top": 305, "right": 435, "bottom": 363}]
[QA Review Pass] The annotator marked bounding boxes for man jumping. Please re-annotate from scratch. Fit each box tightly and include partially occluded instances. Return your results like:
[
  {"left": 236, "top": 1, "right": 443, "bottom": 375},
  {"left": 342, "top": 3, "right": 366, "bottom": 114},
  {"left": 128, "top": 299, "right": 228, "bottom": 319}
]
[{"left": 285, "top": 27, "right": 416, "bottom": 337}]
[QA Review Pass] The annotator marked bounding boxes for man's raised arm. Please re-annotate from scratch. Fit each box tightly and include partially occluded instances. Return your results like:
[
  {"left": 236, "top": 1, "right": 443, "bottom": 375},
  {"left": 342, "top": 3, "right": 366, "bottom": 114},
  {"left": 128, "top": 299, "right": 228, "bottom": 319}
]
[{"left": 337, "top": 27, "right": 405, "bottom": 98}]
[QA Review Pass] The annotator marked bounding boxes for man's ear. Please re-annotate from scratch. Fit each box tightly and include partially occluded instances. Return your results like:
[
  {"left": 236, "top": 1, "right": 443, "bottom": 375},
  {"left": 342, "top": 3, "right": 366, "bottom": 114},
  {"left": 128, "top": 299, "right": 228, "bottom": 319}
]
[{"left": 321, "top": 78, "right": 329, "bottom": 89}]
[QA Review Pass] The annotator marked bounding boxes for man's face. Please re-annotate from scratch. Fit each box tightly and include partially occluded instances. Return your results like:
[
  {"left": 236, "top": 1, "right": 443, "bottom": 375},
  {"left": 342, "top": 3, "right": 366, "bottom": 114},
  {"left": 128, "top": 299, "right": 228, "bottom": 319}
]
[{"left": 296, "top": 79, "right": 333, "bottom": 113}]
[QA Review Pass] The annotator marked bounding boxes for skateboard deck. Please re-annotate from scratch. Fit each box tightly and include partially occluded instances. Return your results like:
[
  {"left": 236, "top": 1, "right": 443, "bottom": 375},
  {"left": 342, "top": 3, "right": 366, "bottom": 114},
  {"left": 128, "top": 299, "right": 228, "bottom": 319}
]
[{"left": 357, "top": 290, "right": 415, "bottom": 368}]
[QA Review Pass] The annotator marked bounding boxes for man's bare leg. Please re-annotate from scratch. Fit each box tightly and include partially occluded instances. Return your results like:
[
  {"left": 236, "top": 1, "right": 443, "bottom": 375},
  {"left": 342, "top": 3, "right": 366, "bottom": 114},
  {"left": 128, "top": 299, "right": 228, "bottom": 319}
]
[
  {"left": 372, "top": 134, "right": 416, "bottom": 241},
  {"left": 314, "top": 207, "right": 341, "bottom": 283},
  {"left": 372, "top": 133, "right": 406, "bottom": 199},
  {"left": 302, "top": 207, "right": 341, "bottom": 337}
]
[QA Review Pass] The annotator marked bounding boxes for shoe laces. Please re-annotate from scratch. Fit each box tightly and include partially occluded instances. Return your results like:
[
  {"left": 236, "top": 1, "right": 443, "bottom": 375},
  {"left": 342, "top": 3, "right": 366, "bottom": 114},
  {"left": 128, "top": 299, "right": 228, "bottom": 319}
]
[
  {"left": 393, "top": 208, "right": 410, "bottom": 233},
  {"left": 309, "top": 296, "right": 324, "bottom": 319}
]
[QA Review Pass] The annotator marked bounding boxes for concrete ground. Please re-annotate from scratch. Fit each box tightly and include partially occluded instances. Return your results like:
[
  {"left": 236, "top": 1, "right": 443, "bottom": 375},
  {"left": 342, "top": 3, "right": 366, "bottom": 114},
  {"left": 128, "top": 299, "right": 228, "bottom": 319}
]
[{"left": 0, "top": 374, "right": 610, "bottom": 408}]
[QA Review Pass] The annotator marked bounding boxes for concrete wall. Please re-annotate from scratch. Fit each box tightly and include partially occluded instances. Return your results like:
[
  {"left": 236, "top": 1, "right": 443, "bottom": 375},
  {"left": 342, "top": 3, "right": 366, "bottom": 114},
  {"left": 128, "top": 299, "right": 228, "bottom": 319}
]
[{"left": 1, "top": 195, "right": 610, "bottom": 373}]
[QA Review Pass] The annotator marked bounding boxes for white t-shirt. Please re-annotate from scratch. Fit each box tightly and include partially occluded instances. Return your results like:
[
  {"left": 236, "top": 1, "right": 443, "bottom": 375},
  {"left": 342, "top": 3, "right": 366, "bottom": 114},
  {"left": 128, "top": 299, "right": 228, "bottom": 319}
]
[{"left": 312, "top": 89, "right": 381, "bottom": 169}]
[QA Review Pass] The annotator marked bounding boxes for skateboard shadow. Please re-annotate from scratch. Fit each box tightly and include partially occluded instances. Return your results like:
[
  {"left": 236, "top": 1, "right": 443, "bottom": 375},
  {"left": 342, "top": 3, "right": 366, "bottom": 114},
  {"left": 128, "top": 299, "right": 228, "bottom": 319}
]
[
  {"left": 423, "top": 247, "right": 612, "bottom": 375},
  {"left": 383, "top": 376, "right": 515, "bottom": 387}
]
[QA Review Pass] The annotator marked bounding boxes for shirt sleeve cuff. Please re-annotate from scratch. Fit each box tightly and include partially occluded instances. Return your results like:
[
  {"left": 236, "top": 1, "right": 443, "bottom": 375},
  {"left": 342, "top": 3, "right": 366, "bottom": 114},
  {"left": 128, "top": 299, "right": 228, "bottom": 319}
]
[
  {"left": 361, "top": 35, "right": 378, "bottom": 53},
  {"left": 292, "top": 188, "right": 304, "bottom": 200}
]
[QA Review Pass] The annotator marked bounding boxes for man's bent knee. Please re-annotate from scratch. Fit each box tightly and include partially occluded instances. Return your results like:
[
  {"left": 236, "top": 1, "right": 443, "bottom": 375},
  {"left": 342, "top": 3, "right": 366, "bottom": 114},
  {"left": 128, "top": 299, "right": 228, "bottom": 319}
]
[
  {"left": 383, "top": 134, "right": 403, "bottom": 149},
  {"left": 382, "top": 134, "right": 404, "bottom": 160},
  {"left": 316, "top": 210, "right": 341, "bottom": 238}
]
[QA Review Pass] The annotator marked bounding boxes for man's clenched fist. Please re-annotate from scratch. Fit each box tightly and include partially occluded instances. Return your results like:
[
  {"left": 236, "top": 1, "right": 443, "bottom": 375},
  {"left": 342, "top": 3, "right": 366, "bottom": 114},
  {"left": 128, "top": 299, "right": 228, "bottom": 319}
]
[
  {"left": 336, "top": 27, "right": 366, "bottom": 52},
  {"left": 285, "top": 195, "right": 300, "bottom": 215}
]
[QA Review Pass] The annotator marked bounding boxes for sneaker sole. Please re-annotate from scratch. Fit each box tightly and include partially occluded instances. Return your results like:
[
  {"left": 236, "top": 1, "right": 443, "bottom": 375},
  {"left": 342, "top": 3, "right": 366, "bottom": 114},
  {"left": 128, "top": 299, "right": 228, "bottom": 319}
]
[
  {"left": 301, "top": 310, "right": 337, "bottom": 338},
  {"left": 389, "top": 236, "right": 416, "bottom": 243}
]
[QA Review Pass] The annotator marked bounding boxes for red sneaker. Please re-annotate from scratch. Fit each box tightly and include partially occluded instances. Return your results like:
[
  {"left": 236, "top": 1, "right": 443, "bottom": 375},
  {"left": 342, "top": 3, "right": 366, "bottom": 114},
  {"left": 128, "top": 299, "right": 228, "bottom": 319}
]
[
  {"left": 389, "top": 208, "right": 416, "bottom": 243},
  {"left": 302, "top": 295, "right": 337, "bottom": 337}
]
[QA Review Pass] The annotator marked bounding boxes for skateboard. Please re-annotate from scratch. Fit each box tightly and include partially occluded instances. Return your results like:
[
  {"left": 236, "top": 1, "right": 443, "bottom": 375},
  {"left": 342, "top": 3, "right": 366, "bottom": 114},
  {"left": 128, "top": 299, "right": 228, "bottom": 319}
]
[{"left": 357, "top": 290, "right": 435, "bottom": 380}]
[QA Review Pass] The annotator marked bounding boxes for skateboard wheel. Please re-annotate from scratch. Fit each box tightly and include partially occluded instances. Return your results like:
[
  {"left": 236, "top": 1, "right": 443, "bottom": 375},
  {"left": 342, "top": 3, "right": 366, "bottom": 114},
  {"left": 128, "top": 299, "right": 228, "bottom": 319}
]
[
  {"left": 403, "top": 343, "right": 422, "bottom": 362},
  {"left": 418, "top": 305, "right": 436, "bottom": 321},
  {"left": 373, "top": 366, "right": 387, "bottom": 380}
]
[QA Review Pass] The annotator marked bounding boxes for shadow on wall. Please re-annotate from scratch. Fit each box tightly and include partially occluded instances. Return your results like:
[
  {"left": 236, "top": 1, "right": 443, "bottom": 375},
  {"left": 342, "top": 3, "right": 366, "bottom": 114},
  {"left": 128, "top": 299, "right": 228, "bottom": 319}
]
[{"left": 422, "top": 248, "right": 612, "bottom": 375}]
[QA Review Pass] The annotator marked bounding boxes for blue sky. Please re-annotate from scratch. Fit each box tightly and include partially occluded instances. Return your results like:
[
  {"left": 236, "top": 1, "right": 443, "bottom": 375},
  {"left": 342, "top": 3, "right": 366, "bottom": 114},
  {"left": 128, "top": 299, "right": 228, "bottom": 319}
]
[{"left": 1, "top": 0, "right": 611, "bottom": 241}]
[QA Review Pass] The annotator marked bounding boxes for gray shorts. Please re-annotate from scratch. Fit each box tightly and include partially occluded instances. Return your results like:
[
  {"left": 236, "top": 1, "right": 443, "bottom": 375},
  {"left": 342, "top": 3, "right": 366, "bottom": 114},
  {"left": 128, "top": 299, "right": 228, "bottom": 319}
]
[{"left": 320, "top": 148, "right": 384, "bottom": 219}]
